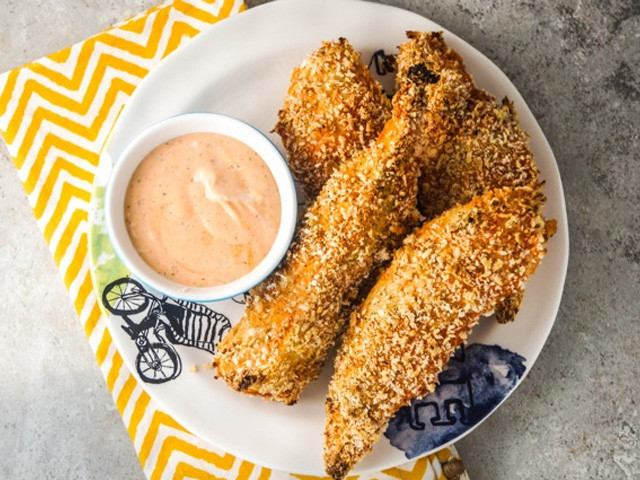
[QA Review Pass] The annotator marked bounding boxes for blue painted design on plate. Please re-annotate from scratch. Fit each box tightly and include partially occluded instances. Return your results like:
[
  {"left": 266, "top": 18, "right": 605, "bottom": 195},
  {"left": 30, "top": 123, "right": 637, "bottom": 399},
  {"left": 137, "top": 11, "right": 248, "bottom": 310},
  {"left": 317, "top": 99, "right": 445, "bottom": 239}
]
[{"left": 384, "top": 343, "right": 526, "bottom": 458}]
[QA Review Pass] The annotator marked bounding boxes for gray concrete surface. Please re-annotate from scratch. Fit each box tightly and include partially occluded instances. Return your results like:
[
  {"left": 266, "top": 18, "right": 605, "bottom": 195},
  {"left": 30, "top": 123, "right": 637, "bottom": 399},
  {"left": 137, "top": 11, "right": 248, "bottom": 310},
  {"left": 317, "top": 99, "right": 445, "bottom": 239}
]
[{"left": 1, "top": 0, "right": 638, "bottom": 479}]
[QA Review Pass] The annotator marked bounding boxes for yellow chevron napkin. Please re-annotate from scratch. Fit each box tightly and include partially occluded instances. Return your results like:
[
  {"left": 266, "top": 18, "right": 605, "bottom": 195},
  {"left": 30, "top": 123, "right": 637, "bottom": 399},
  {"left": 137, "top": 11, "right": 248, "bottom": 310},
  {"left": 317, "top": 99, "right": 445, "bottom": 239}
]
[{"left": 0, "top": 1, "right": 468, "bottom": 479}]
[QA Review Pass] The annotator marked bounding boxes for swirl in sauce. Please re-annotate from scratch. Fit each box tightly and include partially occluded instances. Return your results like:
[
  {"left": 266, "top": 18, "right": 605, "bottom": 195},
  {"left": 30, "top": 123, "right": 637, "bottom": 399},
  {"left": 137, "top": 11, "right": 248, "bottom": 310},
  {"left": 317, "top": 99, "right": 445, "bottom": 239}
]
[{"left": 124, "top": 132, "right": 281, "bottom": 287}]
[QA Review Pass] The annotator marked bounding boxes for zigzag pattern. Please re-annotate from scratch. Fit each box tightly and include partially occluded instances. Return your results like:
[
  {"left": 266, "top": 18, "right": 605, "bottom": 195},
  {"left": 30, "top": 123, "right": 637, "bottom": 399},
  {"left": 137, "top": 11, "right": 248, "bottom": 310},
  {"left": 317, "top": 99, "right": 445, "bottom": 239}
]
[{"left": 0, "top": 1, "right": 465, "bottom": 479}]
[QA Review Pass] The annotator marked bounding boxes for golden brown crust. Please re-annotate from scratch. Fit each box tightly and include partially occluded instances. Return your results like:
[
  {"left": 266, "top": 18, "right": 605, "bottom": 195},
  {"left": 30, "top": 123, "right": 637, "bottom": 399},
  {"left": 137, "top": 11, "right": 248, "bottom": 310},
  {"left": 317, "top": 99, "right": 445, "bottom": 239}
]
[
  {"left": 396, "top": 31, "right": 476, "bottom": 161},
  {"left": 397, "top": 32, "right": 540, "bottom": 323},
  {"left": 213, "top": 65, "right": 434, "bottom": 404},
  {"left": 324, "top": 186, "right": 554, "bottom": 478},
  {"left": 418, "top": 95, "right": 540, "bottom": 218},
  {"left": 277, "top": 32, "right": 536, "bottom": 323},
  {"left": 419, "top": 93, "right": 540, "bottom": 323},
  {"left": 274, "top": 38, "right": 392, "bottom": 199}
]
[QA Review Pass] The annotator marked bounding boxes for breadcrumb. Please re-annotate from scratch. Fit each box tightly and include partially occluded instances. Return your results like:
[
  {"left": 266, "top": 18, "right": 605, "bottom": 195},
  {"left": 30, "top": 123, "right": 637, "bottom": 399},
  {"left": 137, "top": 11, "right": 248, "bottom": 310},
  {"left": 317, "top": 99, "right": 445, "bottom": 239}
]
[
  {"left": 324, "top": 186, "right": 556, "bottom": 479},
  {"left": 397, "top": 32, "right": 541, "bottom": 323},
  {"left": 276, "top": 32, "right": 537, "bottom": 322},
  {"left": 213, "top": 63, "right": 436, "bottom": 405},
  {"left": 274, "top": 38, "right": 392, "bottom": 199}
]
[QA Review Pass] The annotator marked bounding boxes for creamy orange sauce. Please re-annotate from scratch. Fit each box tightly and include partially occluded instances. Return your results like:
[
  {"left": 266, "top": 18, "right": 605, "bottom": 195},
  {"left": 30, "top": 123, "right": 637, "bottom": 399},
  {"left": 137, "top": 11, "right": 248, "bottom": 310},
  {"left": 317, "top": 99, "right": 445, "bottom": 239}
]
[{"left": 124, "top": 132, "right": 281, "bottom": 287}]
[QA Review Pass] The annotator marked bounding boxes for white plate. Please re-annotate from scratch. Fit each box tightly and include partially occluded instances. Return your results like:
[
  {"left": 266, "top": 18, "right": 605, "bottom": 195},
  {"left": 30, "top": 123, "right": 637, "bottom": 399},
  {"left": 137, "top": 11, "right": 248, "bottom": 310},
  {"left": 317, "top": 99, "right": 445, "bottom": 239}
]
[{"left": 89, "top": 0, "right": 569, "bottom": 475}]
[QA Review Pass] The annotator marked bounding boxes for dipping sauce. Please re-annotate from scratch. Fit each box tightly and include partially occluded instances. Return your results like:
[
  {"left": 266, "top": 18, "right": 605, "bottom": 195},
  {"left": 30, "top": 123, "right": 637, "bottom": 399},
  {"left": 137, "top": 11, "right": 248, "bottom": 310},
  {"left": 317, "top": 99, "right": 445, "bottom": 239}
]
[{"left": 124, "top": 132, "right": 281, "bottom": 287}]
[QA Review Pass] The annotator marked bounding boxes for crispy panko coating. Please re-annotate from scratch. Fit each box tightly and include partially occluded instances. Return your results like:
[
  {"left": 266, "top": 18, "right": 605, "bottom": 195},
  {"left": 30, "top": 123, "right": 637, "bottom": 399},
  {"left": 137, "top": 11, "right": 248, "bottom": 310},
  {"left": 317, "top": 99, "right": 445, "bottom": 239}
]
[
  {"left": 324, "top": 187, "right": 556, "bottom": 479},
  {"left": 274, "top": 38, "right": 392, "bottom": 199},
  {"left": 418, "top": 94, "right": 541, "bottom": 218},
  {"left": 276, "top": 31, "right": 535, "bottom": 322},
  {"left": 418, "top": 93, "right": 540, "bottom": 322},
  {"left": 213, "top": 64, "right": 436, "bottom": 405},
  {"left": 398, "top": 31, "right": 541, "bottom": 323},
  {"left": 395, "top": 31, "right": 475, "bottom": 160}
]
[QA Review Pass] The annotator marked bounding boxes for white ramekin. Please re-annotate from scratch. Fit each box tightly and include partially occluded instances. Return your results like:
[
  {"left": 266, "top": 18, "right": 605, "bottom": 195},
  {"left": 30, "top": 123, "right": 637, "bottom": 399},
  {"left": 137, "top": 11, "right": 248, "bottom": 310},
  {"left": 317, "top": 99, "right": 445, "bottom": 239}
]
[{"left": 104, "top": 112, "right": 297, "bottom": 302}]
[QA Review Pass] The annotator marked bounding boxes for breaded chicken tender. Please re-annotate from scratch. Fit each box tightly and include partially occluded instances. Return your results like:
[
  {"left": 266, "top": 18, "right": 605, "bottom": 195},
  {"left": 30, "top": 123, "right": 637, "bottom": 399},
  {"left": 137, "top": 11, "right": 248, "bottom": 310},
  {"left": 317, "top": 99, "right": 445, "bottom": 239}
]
[
  {"left": 397, "top": 31, "right": 541, "bottom": 323},
  {"left": 324, "top": 186, "right": 556, "bottom": 479},
  {"left": 418, "top": 94, "right": 540, "bottom": 219},
  {"left": 274, "top": 38, "right": 392, "bottom": 199},
  {"left": 419, "top": 92, "right": 541, "bottom": 322},
  {"left": 275, "top": 32, "right": 532, "bottom": 322},
  {"left": 213, "top": 64, "right": 436, "bottom": 405},
  {"left": 395, "top": 31, "right": 475, "bottom": 161}
]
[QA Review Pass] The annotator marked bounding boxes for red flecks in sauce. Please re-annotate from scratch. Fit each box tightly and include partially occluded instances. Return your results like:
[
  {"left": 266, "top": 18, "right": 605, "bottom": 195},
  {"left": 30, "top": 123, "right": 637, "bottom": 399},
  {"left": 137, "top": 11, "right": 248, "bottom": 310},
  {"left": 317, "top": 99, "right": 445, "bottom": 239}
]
[{"left": 124, "top": 132, "right": 281, "bottom": 287}]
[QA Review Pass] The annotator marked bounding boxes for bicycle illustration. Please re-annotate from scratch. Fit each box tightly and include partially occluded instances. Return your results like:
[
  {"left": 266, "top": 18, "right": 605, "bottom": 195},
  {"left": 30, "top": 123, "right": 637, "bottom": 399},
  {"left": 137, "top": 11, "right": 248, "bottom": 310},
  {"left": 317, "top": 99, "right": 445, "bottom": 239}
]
[{"left": 102, "top": 277, "right": 232, "bottom": 384}]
